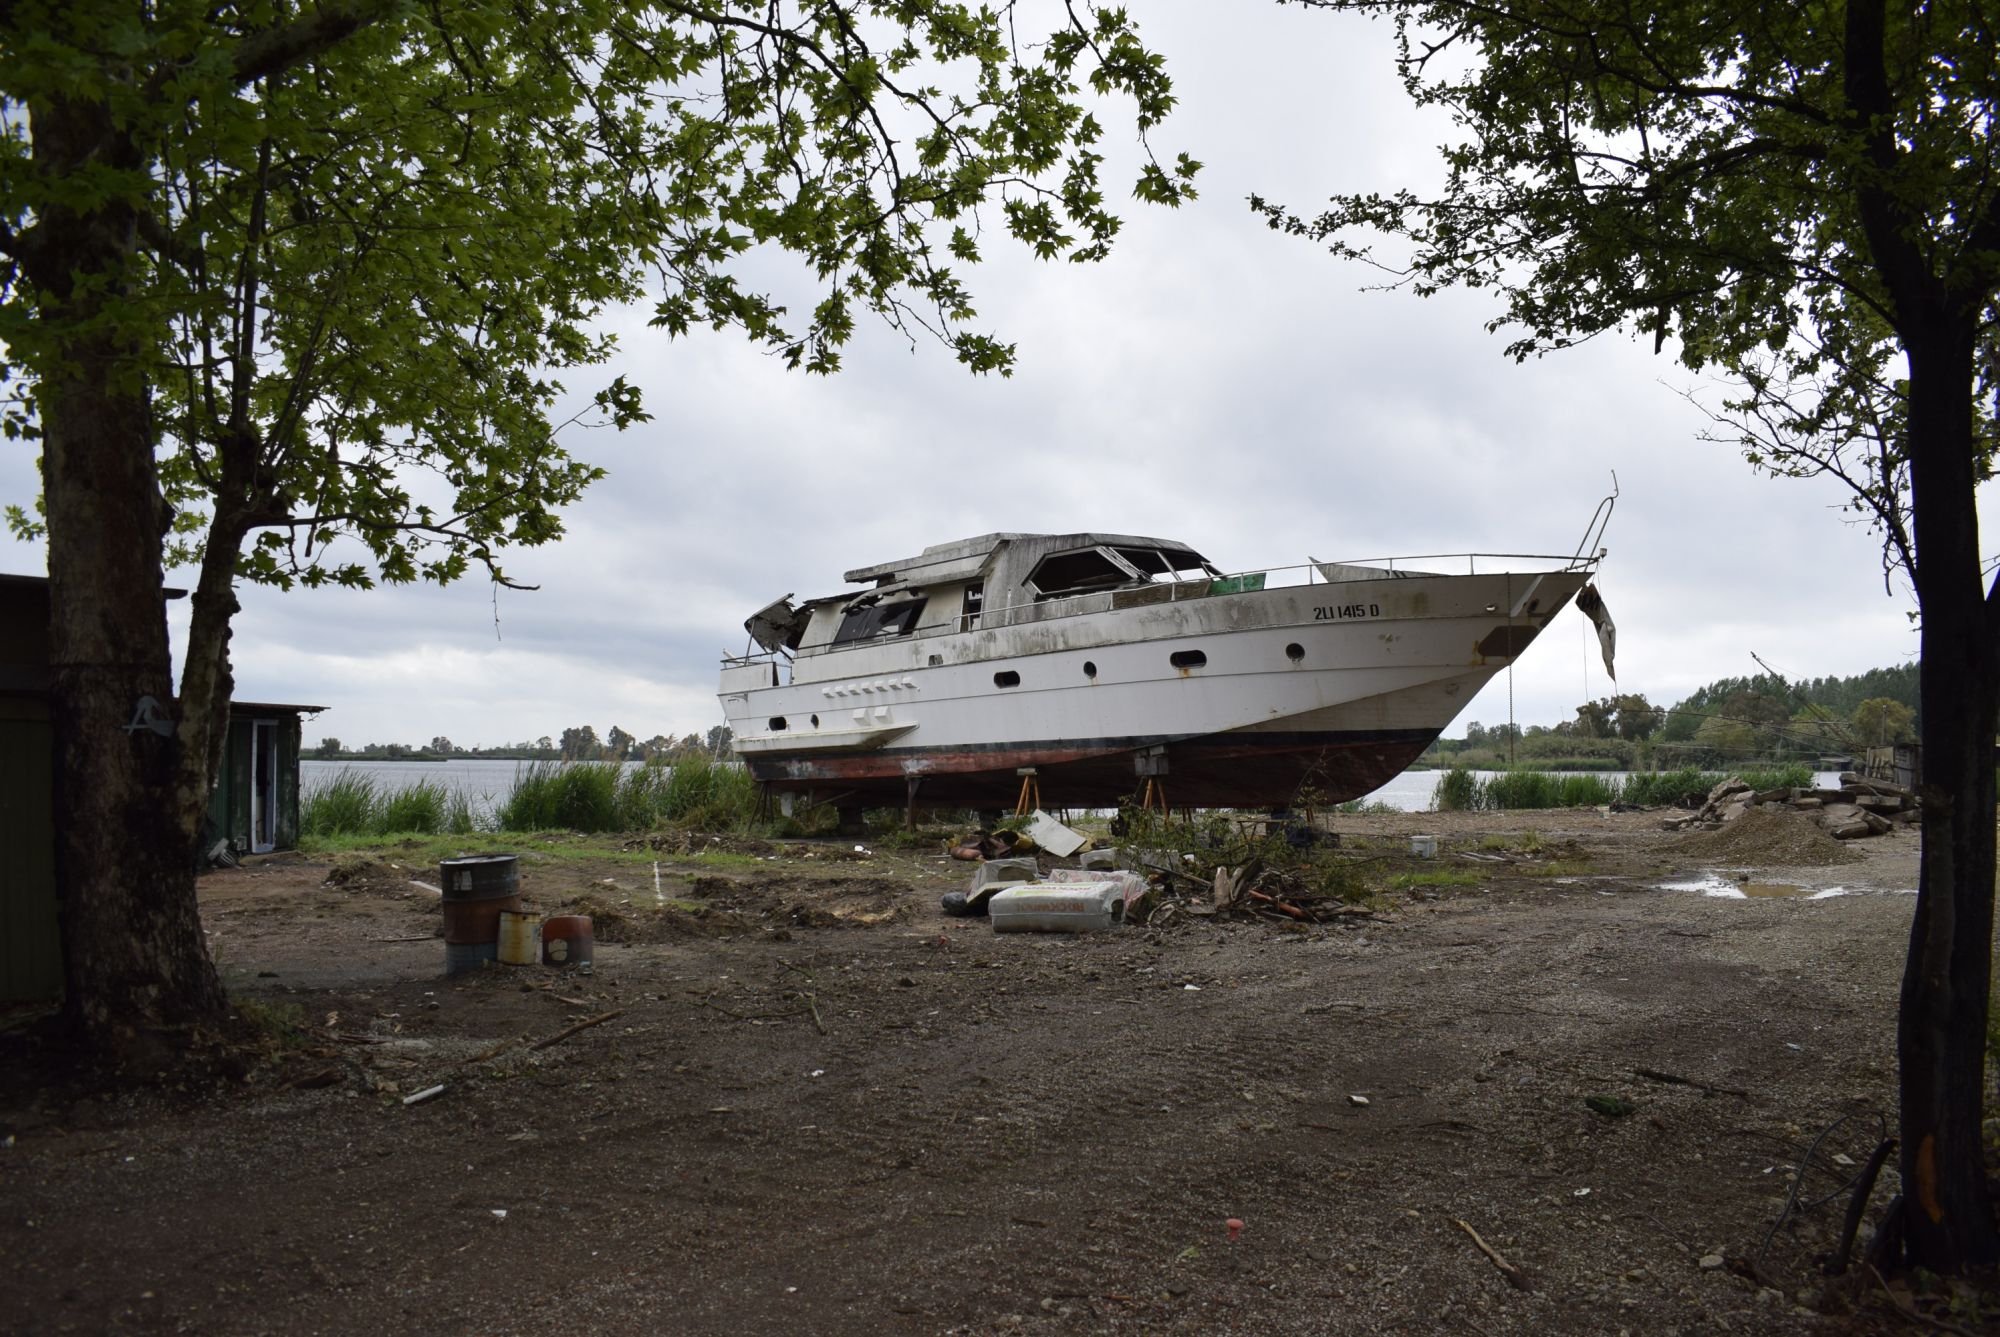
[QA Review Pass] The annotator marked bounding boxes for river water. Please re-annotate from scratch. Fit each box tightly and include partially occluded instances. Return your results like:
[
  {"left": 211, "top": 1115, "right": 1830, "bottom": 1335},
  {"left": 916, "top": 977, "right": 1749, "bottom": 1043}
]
[{"left": 302, "top": 759, "right": 1846, "bottom": 820}]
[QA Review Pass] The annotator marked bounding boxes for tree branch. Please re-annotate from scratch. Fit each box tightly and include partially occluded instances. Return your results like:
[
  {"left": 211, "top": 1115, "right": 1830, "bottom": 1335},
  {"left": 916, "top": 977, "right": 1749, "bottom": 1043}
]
[{"left": 229, "top": 0, "right": 401, "bottom": 86}]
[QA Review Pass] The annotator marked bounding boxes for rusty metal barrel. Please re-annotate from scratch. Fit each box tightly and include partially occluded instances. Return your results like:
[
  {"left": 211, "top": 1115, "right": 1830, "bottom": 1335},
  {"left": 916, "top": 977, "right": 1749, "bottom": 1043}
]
[
  {"left": 440, "top": 855, "right": 521, "bottom": 974},
  {"left": 541, "top": 915, "right": 594, "bottom": 973}
]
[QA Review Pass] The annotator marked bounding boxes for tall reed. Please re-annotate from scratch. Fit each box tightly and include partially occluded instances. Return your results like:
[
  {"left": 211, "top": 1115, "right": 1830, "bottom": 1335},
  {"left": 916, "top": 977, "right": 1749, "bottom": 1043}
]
[
  {"left": 301, "top": 771, "right": 381, "bottom": 837},
  {"left": 1616, "top": 767, "right": 1714, "bottom": 808},
  {"left": 377, "top": 777, "right": 451, "bottom": 834},
  {"left": 1432, "top": 767, "right": 1482, "bottom": 812},
  {"left": 496, "top": 760, "right": 622, "bottom": 832},
  {"left": 303, "top": 771, "right": 484, "bottom": 836}
]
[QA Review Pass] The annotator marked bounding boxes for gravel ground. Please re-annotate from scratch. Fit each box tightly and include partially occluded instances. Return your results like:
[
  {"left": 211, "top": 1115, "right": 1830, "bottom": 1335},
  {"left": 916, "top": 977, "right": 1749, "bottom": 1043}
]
[{"left": 0, "top": 810, "right": 1961, "bottom": 1335}]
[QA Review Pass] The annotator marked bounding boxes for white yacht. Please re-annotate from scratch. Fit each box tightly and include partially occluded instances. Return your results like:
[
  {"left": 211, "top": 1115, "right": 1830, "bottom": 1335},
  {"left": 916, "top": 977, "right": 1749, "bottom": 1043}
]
[{"left": 720, "top": 525, "right": 1609, "bottom": 815}]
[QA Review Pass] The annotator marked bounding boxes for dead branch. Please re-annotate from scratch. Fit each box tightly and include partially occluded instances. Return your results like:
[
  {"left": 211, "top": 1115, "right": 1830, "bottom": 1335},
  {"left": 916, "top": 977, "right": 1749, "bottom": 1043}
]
[
  {"left": 1830, "top": 1138, "right": 1898, "bottom": 1275},
  {"left": 778, "top": 959, "right": 830, "bottom": 1035},
  {"left": 1631, "top": 1067, "right": 1753, "bottom": 1099},
  {"left": 530, "top": 1009, "right": 625, "bottom": 1051},
  {"left": 1456, "top": 1216, "right": 1528, "bottom": 1288}
]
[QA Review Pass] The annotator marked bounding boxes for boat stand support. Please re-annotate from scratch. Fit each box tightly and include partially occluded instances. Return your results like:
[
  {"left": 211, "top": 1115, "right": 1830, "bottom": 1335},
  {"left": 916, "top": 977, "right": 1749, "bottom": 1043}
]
[
  {"left": 1014, "top": 767, "right": 1041, "bottom": 816},
  {"left": 903, "top": 776, "right": 923, "bottom": 830}
]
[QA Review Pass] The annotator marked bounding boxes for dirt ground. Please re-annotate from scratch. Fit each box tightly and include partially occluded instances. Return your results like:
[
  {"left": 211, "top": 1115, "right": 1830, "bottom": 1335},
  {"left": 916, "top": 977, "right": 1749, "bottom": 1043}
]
[{"left": 0, "top": 807, "right": 1982, "bottom": 1335}]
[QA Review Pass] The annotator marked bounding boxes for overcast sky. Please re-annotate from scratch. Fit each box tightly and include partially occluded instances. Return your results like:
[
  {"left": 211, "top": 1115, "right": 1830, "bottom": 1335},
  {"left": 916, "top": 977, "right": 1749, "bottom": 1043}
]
[{"left": 3, "top": 3, "right": 1981, "bottom": 750}]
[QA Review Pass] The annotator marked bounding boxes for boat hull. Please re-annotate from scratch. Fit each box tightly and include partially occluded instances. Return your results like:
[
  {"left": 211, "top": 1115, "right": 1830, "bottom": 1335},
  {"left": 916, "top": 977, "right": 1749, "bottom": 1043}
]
[{"left": 743, "top": 727, "right": 1438, "bottom": 809}]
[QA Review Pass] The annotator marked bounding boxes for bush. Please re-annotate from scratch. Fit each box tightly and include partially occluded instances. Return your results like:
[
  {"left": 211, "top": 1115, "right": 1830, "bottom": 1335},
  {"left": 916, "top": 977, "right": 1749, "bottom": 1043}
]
[{"left": 1432, "top": 767, "right": 1482, "bottom": 811}]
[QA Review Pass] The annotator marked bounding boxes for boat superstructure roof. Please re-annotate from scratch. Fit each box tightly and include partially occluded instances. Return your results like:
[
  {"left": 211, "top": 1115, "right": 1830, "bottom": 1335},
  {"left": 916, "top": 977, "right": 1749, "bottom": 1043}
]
[{"left": 843, "top": 531, "right": 1210, "bottom": 589}]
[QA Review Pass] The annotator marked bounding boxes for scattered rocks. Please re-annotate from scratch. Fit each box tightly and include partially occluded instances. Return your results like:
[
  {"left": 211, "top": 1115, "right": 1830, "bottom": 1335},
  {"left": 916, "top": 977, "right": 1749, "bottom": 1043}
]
[{"left": 1659, "top": 773, "right": 1916, "bottom": 842}]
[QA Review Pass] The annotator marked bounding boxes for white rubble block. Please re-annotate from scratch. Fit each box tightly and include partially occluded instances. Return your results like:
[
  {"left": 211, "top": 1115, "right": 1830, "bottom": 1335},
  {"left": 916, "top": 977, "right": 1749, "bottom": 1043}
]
[{"left": 989, "top": 882, "right": 1123, "bottom": 933}]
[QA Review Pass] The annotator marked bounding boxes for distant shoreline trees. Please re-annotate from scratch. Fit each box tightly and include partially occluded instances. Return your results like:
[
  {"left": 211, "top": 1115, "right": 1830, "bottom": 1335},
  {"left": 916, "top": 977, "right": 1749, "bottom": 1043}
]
[
  {"left": 310, "top": 723, "right": 733, "bottom": 763},
  {"left": 1425, "top": 661, "right": 1923, "bottom": 769}
]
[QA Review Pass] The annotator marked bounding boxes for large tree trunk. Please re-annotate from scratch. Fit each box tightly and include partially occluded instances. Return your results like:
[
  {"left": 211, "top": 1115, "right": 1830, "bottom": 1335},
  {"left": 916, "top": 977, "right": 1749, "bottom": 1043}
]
[
  {"left": 28, "top": 91, "right": 226, "bottom": 1055},
  {"left": 1894, "top": 327, "right": 2000, "bottom": 1271}
]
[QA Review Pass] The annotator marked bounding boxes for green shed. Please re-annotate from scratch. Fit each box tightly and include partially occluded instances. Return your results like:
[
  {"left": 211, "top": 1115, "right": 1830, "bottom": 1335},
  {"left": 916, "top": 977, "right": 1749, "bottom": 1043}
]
[{"left": 205, "top": 702, "right": 321, "bottom": 856}]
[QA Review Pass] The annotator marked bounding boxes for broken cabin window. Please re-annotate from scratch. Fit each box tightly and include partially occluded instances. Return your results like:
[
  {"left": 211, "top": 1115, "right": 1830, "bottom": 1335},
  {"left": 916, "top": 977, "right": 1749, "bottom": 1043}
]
[
  {"left": 832, "top": 598, "right": 927, "bottom": 645},
  {"left": 960, "top": 584, "right": 984, "bottom": 627},
  {"left": 1026, "top": 546, "right": 1143, "bottom": 599},
  {"left": 1114, "top": 546, "right": 1209, "bottom": 580}
]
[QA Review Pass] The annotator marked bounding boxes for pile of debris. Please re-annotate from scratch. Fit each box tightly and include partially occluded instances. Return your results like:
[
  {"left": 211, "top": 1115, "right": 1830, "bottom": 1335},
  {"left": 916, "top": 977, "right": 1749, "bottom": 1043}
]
[
  {"left": 939, "top": 837, "right": 1376, "bottom": 932},
  {"left": 1661, "top": 773, "right": 1918, "bottom": 841}
]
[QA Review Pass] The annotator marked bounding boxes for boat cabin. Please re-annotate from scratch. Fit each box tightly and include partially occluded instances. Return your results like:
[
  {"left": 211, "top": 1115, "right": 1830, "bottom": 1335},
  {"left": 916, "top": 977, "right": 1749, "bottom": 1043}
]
[{"left": 745, "top": 532, "right": 1217, "bottom": 657}]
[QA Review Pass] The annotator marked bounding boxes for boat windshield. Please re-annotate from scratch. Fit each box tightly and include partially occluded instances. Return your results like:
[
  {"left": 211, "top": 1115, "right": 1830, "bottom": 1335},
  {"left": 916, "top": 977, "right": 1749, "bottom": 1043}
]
[
  {"left": 832, "top": 598, "right": 927, "bottom": 645},
  {"left": 1027, "top": 545, "right": 1208, "bottom": 598}
]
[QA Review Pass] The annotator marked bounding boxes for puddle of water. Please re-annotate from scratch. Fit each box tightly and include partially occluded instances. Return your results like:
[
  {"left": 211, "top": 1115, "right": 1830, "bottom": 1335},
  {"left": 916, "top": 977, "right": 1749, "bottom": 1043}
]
[{"left": 1660, "top": 875, "right": 1849, "bottom": 901}]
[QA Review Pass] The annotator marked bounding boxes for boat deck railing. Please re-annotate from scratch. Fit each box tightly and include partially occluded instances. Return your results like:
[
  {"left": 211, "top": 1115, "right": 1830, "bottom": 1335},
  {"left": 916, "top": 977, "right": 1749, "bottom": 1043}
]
[{"left": 956, "top": 550, "right": 1598, "bottom": 635}]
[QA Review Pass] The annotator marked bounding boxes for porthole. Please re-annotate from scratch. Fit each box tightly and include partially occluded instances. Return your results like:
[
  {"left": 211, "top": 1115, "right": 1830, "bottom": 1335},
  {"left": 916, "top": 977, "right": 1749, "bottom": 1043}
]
[
  {"left": 1285, "top": 642, "right": 1305, "bottom": 663},
  {"left": 1169, "top": 650, "right": 1207, "bottom": 670},
  {"left": 768, "top": 716, "right": 787, "bottom": 731},
  {"left": 994, "top": 670, "right": 1021, "bottom": 687},
  {"left": 810, "top": 714, "right": 820, "bottom": 727},
  {"left": 1083, "top": 661, "right": 1098, "bottom": 679}
]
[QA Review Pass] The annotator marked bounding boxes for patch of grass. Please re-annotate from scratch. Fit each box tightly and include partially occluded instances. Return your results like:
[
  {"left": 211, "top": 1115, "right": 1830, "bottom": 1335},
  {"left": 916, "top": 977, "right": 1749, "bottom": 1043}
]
[
  {"left": 1335, "top": 799, "right": 1399, "bottom": 814},
  {"left": 1477, "top": 831, "right": 1545, "bottom": 853},
  {"left": 234, "top": 998, "right": 309, "bottom": 1050},
  {"left": 1390, "top": 869, "right": 1483, "bottom": 890},
  {"left": 300, "top": 832, "right": 527, "bottom": 864},
  {"left": 679, "top": 850, "right": 765, "bottom": 870},
  {"left": 297, "top": 830, "right": 778, "bottom": 872},
  {"left": 1530, "top": 860, "right": 1598, "bottom": 877}
]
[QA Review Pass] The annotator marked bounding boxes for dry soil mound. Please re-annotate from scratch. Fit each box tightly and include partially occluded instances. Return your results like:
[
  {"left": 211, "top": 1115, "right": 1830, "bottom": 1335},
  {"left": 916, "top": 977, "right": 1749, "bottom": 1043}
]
[{"left": 1656, "top": 803, "right": 1861, "bottom": 867}]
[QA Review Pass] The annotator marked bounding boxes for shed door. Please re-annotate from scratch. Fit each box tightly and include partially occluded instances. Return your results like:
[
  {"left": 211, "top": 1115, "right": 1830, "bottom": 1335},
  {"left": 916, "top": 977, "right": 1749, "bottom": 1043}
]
[{"left": 250, "top": 720, "right": 278, "bottom": 854}]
